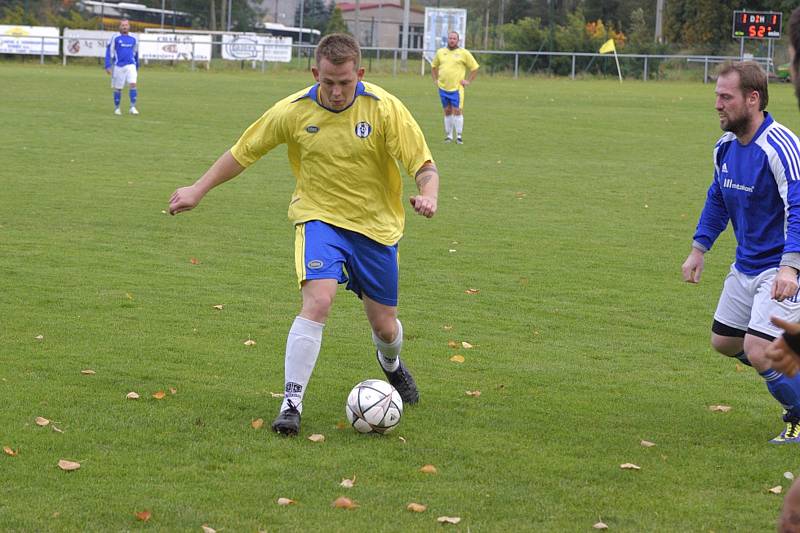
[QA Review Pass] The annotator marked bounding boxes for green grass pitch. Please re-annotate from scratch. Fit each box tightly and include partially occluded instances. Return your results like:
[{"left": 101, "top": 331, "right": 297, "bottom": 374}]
[{"left": 3, "top": 62, "right": 800, "bottom": 531}]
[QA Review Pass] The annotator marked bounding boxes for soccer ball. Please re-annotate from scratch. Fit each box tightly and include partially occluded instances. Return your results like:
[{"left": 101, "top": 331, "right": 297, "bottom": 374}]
[{"left": 346, "top": 379, "right": 403, "bottom": 434}]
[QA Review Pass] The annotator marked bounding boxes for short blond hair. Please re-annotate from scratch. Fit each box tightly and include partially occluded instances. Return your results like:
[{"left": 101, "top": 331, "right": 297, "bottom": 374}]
[{"left": 315, "top": 33, "right": 360, "bottom": 67}]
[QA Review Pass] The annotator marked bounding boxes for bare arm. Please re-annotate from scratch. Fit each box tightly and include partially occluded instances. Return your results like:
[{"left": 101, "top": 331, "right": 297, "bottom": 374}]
[
  {"left": 409, "top": 162, "right": 439, "bottom": 218},
  {"left": 168, "top": 150, "right": 245, "bottom": 215},
  {"left": 461, "top": 68, "right": 479, "bottom": 87},
  {"left": 431, "top": 66, "right": 439, "bottom": 85}
]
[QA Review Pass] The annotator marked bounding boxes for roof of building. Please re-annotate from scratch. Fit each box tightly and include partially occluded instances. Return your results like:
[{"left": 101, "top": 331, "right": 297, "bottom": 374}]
[{"left": 335, "top": 2, "right": 424, "bottom": 13}]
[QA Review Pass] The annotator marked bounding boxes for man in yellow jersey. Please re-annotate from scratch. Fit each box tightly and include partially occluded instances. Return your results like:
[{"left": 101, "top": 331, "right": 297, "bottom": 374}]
[
  {"left": 168, "top": 33, "right": 439, "bottom": 436},
  {"left": 431, "top": 31, "right": 479, "bottom": 144}
]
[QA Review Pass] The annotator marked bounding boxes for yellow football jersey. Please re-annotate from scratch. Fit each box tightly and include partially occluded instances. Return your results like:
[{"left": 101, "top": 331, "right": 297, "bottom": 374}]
[
  {"left": 230, "top": 81, "right": 433, "bottom": 246},
  {"left": 431, "top": 47, "right": 480, "bottom": 92}
]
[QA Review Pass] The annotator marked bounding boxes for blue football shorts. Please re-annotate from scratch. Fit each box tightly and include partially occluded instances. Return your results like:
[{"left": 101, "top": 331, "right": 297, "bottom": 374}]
[
  {"left": 294, "top": 220, "right": 399, "bottom": 307},
  {"left": 438, "top": 88, "right": 462, "bottom": 109}
]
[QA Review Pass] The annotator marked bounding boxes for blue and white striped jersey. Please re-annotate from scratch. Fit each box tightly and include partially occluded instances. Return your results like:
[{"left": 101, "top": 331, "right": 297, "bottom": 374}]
[
  {"left": 694, "top": 112, "right": 800, "bottom": 275},
  {"left": 105, "top": 33, "right": 138, "bottom": 69}
]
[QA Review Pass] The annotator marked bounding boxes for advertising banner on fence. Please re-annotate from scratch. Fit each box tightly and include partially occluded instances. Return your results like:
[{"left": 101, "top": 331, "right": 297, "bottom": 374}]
[
  {"left": 139, "top": 33, "right": 212, "bottom": 61},
  {"left": 222, "top": 34, "right": 292, "bottom": 62},
  {"left": 0, "top": 25, "right": 59, "bottom": 55},
  {"left": 423, "top": 8, "right": 467, "bottom": 63},
  {"left": 63, "top": 29, "right": 119, "bottom": 57}
]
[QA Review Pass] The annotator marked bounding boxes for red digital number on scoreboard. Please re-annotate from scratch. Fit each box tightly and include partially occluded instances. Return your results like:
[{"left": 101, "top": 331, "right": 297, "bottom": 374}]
[{"left": 732, "top": 10, "right": 782, "bottom": 40}]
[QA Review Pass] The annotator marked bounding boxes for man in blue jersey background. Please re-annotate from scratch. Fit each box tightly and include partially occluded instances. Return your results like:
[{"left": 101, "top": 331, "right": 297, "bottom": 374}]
[
  {"left": 105, "top": 19, "right": 139, "bottom": 115},
  {"left": 682, "top": 60, "right": 800, "bottom": 443}
]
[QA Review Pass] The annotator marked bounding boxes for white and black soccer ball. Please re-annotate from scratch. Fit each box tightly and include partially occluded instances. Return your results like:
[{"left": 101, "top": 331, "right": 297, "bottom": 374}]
[{"left": 346, "top": 379, "right": 403, "bottom": 434}]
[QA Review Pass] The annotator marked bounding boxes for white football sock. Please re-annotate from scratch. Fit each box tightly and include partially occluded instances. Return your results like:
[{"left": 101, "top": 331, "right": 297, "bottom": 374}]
[
  {"left": 454, "top": 115, "right": 464, "bottom": 136},
  {"left": 280, "top": 316, "right": 324, "bottom": 414},
  {"left": 444, "top": 115, "right": 453, "bottom": 137},
  {"left": 374, "top": 319, "right": 403, "bottom": 372}
]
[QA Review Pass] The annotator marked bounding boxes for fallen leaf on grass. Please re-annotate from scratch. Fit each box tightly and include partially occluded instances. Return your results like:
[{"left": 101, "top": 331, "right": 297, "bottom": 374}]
[
  {"left": 593, "top": 521, "right": 608, "bottom": 530},
  {"left": 461, "top": 341, "right": 473, "bottom": 349},
  {"left": 340, "top": 476, "right": 355, "bottom": 488},
  {"left": 620, "top": 463, "right": 641, "bottom": 470},
  {"left": 34, "top": 334, "right": 44, "bottom": 340},
  {"left": 201, "top": 525, "right": 216, "bottom": 533},
  {"left": 57, "top": 459, "right": 80, "bottom": 471},
  {"left": 735, "top": 363, "right": 744, "bottom": 373},
  {"left": 640, "top": 440, "right": 656, "bottom": 448},
  {"left": 308, "top": 434, "right": 325, "bottom": 443},
  {"left": 407, "top": 503, "right": 427, "bottom": 513},
  {"left": 270, "top": 392, "right": 284, "bottom": 398},
  {"left": 212, "top": 304, "right": 224, "bottom": 310},
  {"left": 420, "top": 464, "right": 438, "bottom": 474},
  {"left": 769, "top": 486, "right": 783, "bottom": 494},
  {"left": 332, "top": 496, "right": 358, "bottom": 509},
  {"left": 277, "top": 497, "right": 296, "bottom": 506},
  {"left": 35, "top": 417, "right": 50, "bottom": 426},
  {"left": 4, "top": 446, "right": 17, "bottom": 456},
  {"left": 786, "top": 472, "right": 796, "bottom": 481},
  {"left": 152, "top": 391, "right": 166, "bottom": 400},
  {"left": 190, "top": 258, "right": 200, "bottom": 265},
  {"left": 135, "top": 510, "right": 151, "bottom": 522},
  {"left": 251, "top": 418, "right": 264, "bottom": 430},
  {"left": 126, "top": 392, "right": 140, "bottom": 400},
  {"left": 465, "top": 390, "right": 481, "bottom": 397},
  {"left": 450, "top": 355, "right": 465, "bottom": 363},
  {"left": 447, "top": 340, "right": 459, "bottom": 348},
  {"left": 81, "top": 369, "right": 96, "bottom": 375},
  {"left": 335, "top": 420, "right": 347, "bottom": 430},
  {"left": 169, "top": 387, "right": 177, "bottom": 395},
  {"left": 464, "top": 289, "right": 480, "bottom": 295},
  {"left": 398, "top": 436, "right": 407, "bottom": 443},
  {"left": 437, "top": 516, "right": 461, "bottom": 524},
  {"left": 244, "top": 339, "right": 256, "bottom": 346},
  {"left": 709, "top": 405, "right": 732, "bottom": 413},
  {"left": 52, "top": 425, "right": 64, "bottom": 434},
  {"left": 442, "top": 325, "right": 453, "bottom": 331}
]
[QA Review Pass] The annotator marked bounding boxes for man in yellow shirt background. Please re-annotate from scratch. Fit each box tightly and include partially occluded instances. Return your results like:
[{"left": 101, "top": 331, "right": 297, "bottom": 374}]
[
  {"left": 168, "top": 33, "right": 439, "bottom": 436},
  {"left": 431, "top": 31, "right": 479, "bottom": 144}
]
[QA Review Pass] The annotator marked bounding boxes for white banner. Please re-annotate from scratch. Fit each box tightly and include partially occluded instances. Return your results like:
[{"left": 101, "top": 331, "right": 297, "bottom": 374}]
[
  {"left": 423, "top": 8, "right": 467, "bottom": 63},
  {"left": 222, "top": 34, "right": 292, "bottom": 62},
  {"left": 139, "top": 33, "right": 212, "bottom": 61},
  {"left": 0, "top": 25, "right": 59, "bottom": 55},
  {"left": 63, "top": 29, "right": 119, "bottom": 57}
]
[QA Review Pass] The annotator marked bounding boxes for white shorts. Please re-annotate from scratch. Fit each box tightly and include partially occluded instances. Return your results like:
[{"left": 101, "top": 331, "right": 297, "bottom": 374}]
[
  {"left": 714, "top": 263, "right": 800, "bottom": 338},
  {"left": 111, "top": 64, "right": 137, "bottom": 90}
]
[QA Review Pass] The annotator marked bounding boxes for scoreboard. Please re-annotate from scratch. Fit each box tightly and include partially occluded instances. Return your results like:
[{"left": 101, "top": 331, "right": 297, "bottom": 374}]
[{"left": 732, "top": 10, "right": 782, "bottom": 40}]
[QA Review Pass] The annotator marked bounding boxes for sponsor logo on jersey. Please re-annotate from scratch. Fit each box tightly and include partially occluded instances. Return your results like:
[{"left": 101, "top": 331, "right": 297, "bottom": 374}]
[
  {"left": 722, "top": 163, "right": 728, "bottom": 173},
  {"left": 354, "top": 121, "right": 372, "bottom": 139},
  {"left": 307, "top": 259, "right": 324, "bottom": 269},
  {"left": 722, "top": 178, "right": 754, "bottom": 193},
  {"left": 306, "top": 125, "right": 319, "bottom": 133}
]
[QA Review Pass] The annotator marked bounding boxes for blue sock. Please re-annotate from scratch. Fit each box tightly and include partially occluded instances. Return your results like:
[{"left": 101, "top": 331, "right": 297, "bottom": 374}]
[
  {"left": 129, "top": 88, "right": 137, "bottom": 106},
  {"left": 761, "top": 369, "right": 800, "bottom": 418},
  {"left": 113, "top": 90, "right": 121, "bottom": 108},
  {"left": 734, "top": 350, "right": 752, "bottom": 367}
]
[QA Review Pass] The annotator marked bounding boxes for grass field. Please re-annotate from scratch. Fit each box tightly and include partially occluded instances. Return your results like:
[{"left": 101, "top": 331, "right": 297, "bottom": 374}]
[{"left": 3, "top": 63, "right": 800, "bottom": 531}]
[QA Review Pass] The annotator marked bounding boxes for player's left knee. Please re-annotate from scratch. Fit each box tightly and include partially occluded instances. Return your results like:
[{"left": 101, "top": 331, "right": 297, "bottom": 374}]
[{"left": 371, "top": 316, "right": 398, "bottom": 343}]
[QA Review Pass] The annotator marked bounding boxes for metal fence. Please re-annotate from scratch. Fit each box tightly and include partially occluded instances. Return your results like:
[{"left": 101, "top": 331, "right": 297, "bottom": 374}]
[{"left": 9, "top": 35, "right": 777, "bottom": 84}]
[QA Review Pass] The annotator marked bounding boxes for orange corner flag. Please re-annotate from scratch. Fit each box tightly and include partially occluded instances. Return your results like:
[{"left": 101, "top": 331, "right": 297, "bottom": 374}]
[{"left": 599, "top": 39, "right": 616, "bottom": 54}]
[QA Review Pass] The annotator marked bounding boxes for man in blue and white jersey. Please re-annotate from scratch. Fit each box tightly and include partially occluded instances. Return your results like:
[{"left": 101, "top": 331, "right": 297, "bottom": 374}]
[
  {"left": 682, "top": 61, "right": 800, "bottom": 443},
  {"left": 105, "top": 19, "right": 139, "bottom": 115}
]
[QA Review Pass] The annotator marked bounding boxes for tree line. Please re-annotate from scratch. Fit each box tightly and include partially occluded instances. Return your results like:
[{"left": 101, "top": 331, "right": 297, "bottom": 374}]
[{"left": 2, "top": 0, "right": 799, "bottom": 54}]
